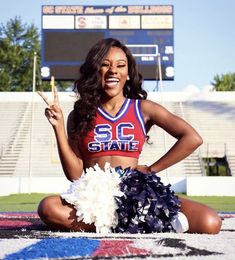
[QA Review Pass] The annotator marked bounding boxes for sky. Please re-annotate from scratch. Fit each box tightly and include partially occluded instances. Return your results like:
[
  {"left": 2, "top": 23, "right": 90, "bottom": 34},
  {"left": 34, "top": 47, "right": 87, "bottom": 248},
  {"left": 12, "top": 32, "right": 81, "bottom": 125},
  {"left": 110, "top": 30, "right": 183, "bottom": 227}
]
[{"left": 1, "top": 0, "right": 235, "bottom": 92}]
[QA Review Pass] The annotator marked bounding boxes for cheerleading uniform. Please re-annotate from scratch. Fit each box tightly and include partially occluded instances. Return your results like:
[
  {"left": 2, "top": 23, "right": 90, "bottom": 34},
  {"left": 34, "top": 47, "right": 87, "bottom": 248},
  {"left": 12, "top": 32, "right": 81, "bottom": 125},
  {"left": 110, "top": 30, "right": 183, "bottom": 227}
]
[
  {"left": 79, "top": 98, "right": 146, "bottom": 160},
  {"left": 61, "top": 98, "right": 188, "bottom": 234}
]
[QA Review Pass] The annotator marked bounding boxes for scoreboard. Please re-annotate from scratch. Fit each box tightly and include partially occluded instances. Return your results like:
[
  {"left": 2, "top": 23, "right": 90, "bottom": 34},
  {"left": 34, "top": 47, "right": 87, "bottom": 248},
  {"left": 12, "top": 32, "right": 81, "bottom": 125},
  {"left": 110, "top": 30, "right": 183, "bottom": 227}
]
[{"left": 41, "top": 5, "right": 174, "bottom": 81}]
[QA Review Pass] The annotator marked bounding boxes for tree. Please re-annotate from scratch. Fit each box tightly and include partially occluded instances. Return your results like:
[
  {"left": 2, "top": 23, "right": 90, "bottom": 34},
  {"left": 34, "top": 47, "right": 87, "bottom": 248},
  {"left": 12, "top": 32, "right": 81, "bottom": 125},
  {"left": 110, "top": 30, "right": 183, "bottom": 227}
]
[
  {"left": 0, "top": 17, "right": 76, "bottom": 91},
  {"left": 0, "top": 17, "right": 51, "bottom": 91},
  {"left": 211, "top": 73, "right": 235, "bottom": 91}
]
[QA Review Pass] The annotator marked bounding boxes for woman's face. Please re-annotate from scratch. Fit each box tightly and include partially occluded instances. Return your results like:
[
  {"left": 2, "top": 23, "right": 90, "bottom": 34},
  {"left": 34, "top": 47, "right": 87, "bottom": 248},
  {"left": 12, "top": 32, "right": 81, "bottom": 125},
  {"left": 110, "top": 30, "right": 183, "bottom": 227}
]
[{"left": 100, "top": 47, "right": 129, "bottom": 98}]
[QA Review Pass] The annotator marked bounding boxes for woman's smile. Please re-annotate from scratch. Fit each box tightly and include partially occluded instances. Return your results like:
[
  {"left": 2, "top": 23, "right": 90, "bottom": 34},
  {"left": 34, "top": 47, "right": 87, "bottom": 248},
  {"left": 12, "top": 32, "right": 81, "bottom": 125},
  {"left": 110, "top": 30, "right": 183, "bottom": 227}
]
[
  {"left": 100, "top": 46, "right": 129, "bottom": 96},
  {"left": 104, "top": 77, "right": 120, "bottom": 88}
]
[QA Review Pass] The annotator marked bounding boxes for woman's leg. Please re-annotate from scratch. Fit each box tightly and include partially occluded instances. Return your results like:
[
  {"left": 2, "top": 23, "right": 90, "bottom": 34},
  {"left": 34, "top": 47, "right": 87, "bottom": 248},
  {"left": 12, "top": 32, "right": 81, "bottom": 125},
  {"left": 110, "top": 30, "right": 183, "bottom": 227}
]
[
  {"left": 179, "top": 196, "right": 222, "bottom": 234},
  {"left": 37, "top": 195, "right": 95, "bottom": 232}
]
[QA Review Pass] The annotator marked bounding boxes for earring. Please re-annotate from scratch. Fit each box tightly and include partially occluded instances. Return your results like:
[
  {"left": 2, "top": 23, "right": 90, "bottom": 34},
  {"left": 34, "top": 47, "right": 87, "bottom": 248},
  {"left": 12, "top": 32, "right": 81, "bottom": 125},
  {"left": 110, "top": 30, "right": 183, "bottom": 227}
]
[{"left": 127, "top": 75, "right": 130, "bottom": 80}]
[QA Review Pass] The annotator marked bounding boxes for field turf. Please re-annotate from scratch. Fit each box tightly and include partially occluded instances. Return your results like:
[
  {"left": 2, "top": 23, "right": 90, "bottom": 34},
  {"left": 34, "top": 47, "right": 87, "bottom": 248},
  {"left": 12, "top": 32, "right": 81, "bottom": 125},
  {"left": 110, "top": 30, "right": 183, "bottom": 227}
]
[{"left": 0, "top": 193, "right": 235, "bottom": 212}]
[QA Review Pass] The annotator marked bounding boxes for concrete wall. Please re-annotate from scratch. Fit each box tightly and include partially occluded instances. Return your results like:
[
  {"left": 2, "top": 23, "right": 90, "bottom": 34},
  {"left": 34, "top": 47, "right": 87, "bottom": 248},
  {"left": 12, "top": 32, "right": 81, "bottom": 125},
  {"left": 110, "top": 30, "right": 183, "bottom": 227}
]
[
  {"left": 0, "top": 176, "right": 70, "bottom": 196},
  {"left": 186, "top": 176, "right": 235, "bottom": 196},
  {"left": 1, "top": 91, "right": 235, "bottom": 196},
  {"left": 0, "top": 176, "right": 235, "bottom": 196}
]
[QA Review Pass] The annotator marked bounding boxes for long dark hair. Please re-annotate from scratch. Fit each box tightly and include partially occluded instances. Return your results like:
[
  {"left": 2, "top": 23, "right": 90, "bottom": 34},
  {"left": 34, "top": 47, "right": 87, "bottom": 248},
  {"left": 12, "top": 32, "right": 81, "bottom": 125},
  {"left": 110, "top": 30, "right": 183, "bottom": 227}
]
[{"left": 73, "top": 38, "right": 147, "bottom": 137}]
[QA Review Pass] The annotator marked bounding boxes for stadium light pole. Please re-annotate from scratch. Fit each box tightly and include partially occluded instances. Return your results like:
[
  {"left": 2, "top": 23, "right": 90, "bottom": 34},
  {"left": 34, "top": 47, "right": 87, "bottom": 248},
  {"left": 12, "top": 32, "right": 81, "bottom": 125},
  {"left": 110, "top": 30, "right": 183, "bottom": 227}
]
[
  {"left": 157, "top": 53, "right": 163, "bottom": 92},
  {"left": 32, "top": 52, "right": 37, "bottom": 92},
  {"left": 28, "top": 52, "right": 37, "bottom": 193},
  {"left": 157, "top": 53, "right": 169, "bottom": 179}
]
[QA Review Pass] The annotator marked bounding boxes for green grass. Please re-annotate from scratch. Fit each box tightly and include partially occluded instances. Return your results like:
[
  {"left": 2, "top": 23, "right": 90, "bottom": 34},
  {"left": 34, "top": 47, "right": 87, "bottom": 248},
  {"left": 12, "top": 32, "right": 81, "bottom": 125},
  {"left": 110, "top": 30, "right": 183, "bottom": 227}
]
[
  {"left": 0, "top": 193, "right": 50, "bottom": 212},
  {"left": 0, "top": 193, "right": 235, "bottom": 212},
  {"left": 178, "top": 194, "right": 235, "bottom": 212}
]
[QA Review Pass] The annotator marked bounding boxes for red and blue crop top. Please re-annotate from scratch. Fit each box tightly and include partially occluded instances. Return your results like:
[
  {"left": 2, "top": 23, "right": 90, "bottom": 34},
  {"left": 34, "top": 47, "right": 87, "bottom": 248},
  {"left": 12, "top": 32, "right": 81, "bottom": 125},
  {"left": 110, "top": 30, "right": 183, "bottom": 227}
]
[{"left": 79, "top": 99, "right": 146, "bottom": 159}]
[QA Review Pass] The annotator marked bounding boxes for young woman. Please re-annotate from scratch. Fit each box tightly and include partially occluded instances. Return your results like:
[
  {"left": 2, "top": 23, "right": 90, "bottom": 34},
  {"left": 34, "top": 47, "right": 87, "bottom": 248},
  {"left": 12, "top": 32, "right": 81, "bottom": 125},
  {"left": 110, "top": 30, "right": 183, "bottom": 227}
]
[{"left": 37, "top": 38, "right": 221, "bottom": 234}]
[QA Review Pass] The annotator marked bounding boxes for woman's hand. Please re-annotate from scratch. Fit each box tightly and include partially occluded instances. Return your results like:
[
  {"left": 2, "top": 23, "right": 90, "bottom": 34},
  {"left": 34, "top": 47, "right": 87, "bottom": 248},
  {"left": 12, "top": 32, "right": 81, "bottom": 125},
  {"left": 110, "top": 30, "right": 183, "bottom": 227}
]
[
  {"left": 135, "top": 165, "right": 153, "bottom": 174},
  {"left": 37, "top": 86, "right": 64, "bottom": 128}
]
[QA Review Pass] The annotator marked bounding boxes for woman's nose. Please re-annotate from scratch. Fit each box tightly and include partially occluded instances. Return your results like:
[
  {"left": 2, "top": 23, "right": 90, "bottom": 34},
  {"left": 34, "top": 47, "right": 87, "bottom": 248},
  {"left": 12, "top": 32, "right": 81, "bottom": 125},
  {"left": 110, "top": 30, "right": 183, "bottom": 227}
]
[{"left": 108, "top": 64, "right": 117, "bottom": 73}]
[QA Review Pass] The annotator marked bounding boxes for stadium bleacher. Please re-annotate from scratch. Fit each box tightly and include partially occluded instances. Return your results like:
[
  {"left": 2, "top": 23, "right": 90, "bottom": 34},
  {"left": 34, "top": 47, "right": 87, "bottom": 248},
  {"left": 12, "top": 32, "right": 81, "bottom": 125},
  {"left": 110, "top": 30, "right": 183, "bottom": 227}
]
[{"left": 1, "top": 91, "right": 235, "bottom": 179}]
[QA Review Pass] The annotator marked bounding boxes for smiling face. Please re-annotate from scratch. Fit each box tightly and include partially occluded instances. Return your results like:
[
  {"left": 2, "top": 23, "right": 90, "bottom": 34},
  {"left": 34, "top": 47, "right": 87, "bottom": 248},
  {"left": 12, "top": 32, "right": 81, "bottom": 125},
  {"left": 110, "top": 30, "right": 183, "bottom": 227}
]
[{"left": 100, "top": 47, "right": 129, "bottom": 99}]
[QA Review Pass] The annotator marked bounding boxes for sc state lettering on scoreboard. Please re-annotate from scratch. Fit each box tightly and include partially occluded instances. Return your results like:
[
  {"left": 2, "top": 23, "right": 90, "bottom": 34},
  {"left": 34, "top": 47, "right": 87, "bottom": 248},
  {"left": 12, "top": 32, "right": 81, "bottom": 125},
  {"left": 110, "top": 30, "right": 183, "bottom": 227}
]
[{"left": 41, "top": 5, "right": 174, "bottom": 81}]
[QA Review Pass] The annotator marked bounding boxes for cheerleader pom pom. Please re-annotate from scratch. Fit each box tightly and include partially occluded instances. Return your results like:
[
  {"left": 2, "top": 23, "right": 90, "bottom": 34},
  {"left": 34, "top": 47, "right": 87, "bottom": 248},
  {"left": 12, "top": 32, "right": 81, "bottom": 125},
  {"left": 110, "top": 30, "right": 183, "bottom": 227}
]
[
  {"left": 114, "top": 169, "right": 181, "bottom": 233},
  {"left": 61, "top": 163, "right": 123, "bottom": 233}
]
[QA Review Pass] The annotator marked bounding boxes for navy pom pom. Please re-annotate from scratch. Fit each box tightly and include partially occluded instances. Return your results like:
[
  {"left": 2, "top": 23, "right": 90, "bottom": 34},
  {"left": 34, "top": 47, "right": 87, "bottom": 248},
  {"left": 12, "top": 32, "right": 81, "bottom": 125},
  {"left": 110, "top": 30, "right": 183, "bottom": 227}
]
[{"left": 114, "top": 169, "right": 181, "bottom": 233}]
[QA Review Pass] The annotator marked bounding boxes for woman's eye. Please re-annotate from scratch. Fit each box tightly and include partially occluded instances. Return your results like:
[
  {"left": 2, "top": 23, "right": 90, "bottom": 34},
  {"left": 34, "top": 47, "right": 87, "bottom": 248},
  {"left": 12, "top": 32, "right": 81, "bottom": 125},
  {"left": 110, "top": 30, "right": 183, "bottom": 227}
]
[
  {"left": 101, "top": 63, "right": 126, "bottom": 69},
  {"left": 101, "top": 63, "right": 110, "bottom": 67},
  {"left": 117, "top": 64, "right": 126, "bottom": 68}
]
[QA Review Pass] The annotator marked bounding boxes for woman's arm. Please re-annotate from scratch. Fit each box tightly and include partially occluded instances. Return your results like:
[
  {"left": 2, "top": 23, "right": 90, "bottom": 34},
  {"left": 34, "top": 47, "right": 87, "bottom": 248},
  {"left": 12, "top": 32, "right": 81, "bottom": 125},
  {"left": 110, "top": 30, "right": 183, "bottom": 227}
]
[
  {"left": 139, "top": 99, "right": 203, "bottom": 174},
  {"left": 37, "top": 87, "right": 84, "bottom": 181}
]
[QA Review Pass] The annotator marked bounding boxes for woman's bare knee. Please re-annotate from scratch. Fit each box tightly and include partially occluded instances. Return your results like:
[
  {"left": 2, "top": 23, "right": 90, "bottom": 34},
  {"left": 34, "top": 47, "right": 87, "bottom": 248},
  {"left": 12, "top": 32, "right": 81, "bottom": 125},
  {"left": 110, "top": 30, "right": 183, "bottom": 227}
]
[
  {"left": 37, "top": 195, "right": 71, "bottom": 230},
  {"left": 202, "top": 211, "right": 222, "bottom": 234},
  {"left": 38, "top": 196, "right": 58, "bottom": 224},
  {"left": 37, "top": 195, "right": 95, "bottom": 232},
  {"left": 179, "top": 197, "right": 222, "bottom": 234},
  {"left": 37, "top": 195, "right": 57, "bottom": 220}
]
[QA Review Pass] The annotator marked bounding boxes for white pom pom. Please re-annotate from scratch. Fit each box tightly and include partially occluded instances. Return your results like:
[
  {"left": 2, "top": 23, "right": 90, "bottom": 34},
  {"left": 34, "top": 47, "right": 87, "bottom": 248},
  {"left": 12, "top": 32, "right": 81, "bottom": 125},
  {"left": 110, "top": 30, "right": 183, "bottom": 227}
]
[{"left": 61, "top": 163, "right": 123, "bottom": 233}]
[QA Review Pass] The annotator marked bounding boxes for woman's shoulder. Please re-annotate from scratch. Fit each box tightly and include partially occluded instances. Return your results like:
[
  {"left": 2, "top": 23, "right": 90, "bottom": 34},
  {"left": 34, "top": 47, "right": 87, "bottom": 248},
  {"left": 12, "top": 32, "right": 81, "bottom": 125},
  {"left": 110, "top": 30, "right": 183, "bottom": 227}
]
[
  {"left": 131, "top": 98, "right": 156, "bottom": 106},
  {"left": 139, "top": 98, "right": 172, "bottom": 122},
  {"left": 140, "top": 98, "right": 170, "bottom": 110},
  {"left": 139, "top": 98, "right": 161, "bottom": 111}
]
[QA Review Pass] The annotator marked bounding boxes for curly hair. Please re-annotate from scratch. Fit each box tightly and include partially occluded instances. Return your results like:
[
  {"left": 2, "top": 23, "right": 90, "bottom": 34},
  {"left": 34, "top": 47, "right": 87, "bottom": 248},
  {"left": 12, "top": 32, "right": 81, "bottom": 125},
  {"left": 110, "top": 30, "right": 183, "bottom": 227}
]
[{"left": 73, "top": 38, "right": 147, "bottom": 138}]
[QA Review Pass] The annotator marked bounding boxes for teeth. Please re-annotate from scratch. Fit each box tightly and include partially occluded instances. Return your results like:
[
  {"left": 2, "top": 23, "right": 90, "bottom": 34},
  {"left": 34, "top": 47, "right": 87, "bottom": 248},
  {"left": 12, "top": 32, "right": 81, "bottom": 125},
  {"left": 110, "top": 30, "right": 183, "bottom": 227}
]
[
  {"left": 106, "top": 81, "right": 118, "bottom": 86},
  {"left": 106, "top": 78, "right": 119, "bottom": 83},
  {"left": 105, "top": 78, "right": 119, "bottom": 87}
]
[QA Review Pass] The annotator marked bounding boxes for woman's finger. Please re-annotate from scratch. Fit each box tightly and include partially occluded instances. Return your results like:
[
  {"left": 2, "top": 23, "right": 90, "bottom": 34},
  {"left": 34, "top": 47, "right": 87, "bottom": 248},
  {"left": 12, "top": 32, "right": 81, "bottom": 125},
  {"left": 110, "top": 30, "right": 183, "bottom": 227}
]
[
  {"left": 45, "top": 107, "right": 53, "bottom": 117},
  {"left": 53, "top": 85, "right": 59, "bottom": 104},
  {"left": 37, "top": 91, "right": 50, "bottom": 106}
]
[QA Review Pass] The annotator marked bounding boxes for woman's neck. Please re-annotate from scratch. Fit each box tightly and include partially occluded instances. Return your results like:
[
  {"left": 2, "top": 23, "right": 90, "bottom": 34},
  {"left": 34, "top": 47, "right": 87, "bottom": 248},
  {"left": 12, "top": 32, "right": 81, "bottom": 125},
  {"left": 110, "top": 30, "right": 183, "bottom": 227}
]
[{"left": 101, "top": 96, "right": 126, "bottom": 116}]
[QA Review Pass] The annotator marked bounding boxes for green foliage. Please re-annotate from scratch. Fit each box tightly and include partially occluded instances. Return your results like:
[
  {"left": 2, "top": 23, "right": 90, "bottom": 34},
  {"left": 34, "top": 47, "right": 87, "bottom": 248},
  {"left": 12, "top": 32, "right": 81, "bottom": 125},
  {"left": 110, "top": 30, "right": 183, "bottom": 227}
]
[
  {"left": 211, "top": 73, "right": 235, "bottom": 91},
  {"left": 0, "top": 17, "right": 67, "bottom": 92},
  {"left": 203, "top": 157, "right": 231, "bottom": 176},
  {"left": 0, "top": 17, "right": 39, "bottom": 91}
]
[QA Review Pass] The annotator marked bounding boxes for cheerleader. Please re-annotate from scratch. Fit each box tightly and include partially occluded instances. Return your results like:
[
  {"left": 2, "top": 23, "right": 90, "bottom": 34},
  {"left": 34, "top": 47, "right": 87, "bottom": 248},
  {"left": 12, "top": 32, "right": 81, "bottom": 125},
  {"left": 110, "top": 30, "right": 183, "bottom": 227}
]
[{"left": 37, "top": 38, "right": 221, "bottom": 234}]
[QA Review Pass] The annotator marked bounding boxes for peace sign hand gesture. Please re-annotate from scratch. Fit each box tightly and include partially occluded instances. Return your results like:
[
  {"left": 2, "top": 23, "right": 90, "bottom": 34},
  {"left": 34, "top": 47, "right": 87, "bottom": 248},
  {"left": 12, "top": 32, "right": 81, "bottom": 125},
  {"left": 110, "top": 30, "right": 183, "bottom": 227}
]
[{"left": 37, "top": 86, "right": 64, "bottom": 128}]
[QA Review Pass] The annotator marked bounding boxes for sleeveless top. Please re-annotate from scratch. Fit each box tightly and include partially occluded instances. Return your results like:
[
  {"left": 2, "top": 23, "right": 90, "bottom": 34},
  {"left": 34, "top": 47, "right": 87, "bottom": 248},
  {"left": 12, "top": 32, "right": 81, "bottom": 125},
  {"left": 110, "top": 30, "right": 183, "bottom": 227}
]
[{"left": 79, "top": 99, "right": 146, "bottom": 160}]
